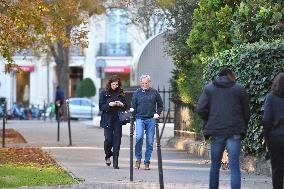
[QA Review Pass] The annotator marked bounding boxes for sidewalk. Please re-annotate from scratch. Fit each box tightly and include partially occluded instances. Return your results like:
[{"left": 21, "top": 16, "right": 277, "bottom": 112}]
[{"left": 5, "top": 120, "right": 272, "bottom": 189}]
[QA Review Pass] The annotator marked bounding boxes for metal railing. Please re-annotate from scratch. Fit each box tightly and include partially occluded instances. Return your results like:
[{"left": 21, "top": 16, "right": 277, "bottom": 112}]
[{"left": 97, "top": 43, "right": 132, "bottom": 57}]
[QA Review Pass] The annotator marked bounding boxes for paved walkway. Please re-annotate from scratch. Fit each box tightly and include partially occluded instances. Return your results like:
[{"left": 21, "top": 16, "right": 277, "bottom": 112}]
[{"left": 5, "top": 119, "right": 272, "bottom": 189}]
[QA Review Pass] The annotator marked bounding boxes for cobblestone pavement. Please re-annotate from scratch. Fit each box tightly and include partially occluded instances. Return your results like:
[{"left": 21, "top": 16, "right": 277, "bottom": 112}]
[{"left": 5, "top": 120, "right": 272, "bottom": 189}]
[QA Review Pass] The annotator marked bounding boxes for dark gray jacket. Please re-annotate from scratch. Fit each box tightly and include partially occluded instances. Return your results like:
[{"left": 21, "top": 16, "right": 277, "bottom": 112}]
[
  {"left": 263, "top": 93, "right": 284, "bottom": 138},
  {"left": 131, "top": 88, "right": 163, "bottom": 119},
  {"left": 196, "top": 76, "right": 250, "bottom": 138}
]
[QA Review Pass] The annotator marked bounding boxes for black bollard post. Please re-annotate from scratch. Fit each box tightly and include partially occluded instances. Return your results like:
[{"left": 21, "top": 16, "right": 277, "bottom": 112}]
[
  {"left": 57, "top": 103, "right": 60, "bottom": 141},
  {"left": 155, "top": 118, "right": 164, "bottom": 189},
  {"left": 43, "top": 100, "right": 46, "bottom": 121},
  {"left": 129, "top": 108, "right": 135, "bottom": 181},
  {"left": 2, "top": 102, "right": 6, "bottom": 148},
  {"left": 66, "top": 99, "right": 72, "bottom": 146}
]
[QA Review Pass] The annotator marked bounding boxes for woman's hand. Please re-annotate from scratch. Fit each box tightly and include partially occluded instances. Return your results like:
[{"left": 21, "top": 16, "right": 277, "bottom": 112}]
[{"left": 115, "top": 101, "right": 124, "bottom": 107}]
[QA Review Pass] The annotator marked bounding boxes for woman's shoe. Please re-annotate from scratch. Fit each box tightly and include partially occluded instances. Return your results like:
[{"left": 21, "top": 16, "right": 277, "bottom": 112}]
[
  {"left": 113, "top": 156, "right": 119, "bottom": 169},
  {"left": 105, "top": 158, "right": 111, "bottom": 166}
]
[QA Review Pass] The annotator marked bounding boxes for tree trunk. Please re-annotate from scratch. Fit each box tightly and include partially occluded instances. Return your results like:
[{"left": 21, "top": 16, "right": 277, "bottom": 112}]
[
  {"left": 50, "top": 26, "right": 72, "bottom": 101},
  {"left": 51, "top": 40, "right": 70, "bottom": 100},
  {"left": 50, "top": 26, "right": 72, "bottom": 120}
]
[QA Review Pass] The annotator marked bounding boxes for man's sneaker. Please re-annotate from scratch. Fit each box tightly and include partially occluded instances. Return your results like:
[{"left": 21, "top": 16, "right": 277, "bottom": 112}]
[
  {"left": 135, "top": 160, "right": 141, "bottom": 169},
  {"left": 144, "top": 163, "right": 150, "bottom": 170}
]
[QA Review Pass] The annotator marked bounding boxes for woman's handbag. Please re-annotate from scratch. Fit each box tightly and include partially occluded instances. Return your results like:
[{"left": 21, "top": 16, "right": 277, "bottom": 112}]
[{"left": 118, "top": 110, "right": 131, "bottom": 125}]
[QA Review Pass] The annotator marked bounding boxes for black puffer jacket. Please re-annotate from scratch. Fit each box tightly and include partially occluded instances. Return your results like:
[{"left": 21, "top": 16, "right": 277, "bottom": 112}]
[
  {"left": 99, "top": 90, "right": 127, "bottom": 129},
  {"left": 196, "top": 76, "right": 250, "bottom": 138},
  {"left": 263, "top": 93, "right": 284, "bottom": 138}
]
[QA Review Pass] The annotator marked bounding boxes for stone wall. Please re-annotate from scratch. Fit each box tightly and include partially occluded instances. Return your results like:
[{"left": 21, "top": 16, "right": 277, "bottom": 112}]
[{"left": 167, "top": 136, "right": 271, "bottom": 176}]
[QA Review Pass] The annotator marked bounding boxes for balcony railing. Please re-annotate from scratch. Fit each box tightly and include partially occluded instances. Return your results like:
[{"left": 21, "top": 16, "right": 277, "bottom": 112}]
[
  {"left": 70, "top": 46, "right": 84, "bottom": 56},
  {"left": 97, "top": 43, "right": 132, "bottom": 57},
  {"left": 14, "top": 49, "right": 34, "bottom": 56}
]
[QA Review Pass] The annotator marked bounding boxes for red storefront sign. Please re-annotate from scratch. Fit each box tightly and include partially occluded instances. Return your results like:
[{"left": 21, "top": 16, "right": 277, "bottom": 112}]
[
  {"left": 12, "top": 65, "right": 35, "bottom": 72},
  {"left": 104, "top": 66, "right": 131, "bottom": 73},
  {"left": 20, "top": 66, "right": 35, "bottom": 72}
]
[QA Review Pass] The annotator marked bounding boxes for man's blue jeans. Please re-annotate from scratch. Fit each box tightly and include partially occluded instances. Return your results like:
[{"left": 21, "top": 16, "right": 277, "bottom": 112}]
[
  {"left": 135, "top": 118, "right": 155, "bottom": 164},
  {"left": 210, "top": 135, "right": 241, "bottom": 189}
]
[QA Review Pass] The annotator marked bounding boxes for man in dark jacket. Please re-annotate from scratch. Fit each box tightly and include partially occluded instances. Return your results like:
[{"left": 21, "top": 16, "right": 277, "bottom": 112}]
[
  {"left": 132, "top": 74, "right": 163, "bottom": 170},
  {"left": 55, "top": 86, "right": 64, "bottom": 121},
  {"left": 196, "top": 67, "right": 250, "bottom": 189}
]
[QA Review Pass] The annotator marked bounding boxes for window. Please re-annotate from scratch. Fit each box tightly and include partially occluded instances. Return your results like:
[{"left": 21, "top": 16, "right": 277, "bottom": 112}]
[
  {"left": 107, "top": 8, "right": 127, "bottom": 44},
  {"left": 81, "top": 100, "right": 92, "bottom": 107},
  {"left": 70, "top": 100, "right": 81, "bottom": 106}
]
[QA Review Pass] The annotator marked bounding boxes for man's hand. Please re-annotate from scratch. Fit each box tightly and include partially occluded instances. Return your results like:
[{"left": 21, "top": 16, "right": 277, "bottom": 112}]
[
  {"left": 109, "top": 102, "right": 117, "bottom": 107},
  {"left": 154, "top": 113, "right": 159, "bottom": 119}
]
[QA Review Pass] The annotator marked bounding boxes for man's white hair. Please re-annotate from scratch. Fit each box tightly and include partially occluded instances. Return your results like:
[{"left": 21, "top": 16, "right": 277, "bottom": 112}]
[{"left": 140, "top": 74, "right": 151, "bottom": 82}]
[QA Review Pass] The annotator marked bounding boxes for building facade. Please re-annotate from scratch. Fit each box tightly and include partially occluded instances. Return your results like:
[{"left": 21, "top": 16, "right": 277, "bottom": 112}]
[{"left": 0, "top": 5, "right": 145, "bottom": 110}]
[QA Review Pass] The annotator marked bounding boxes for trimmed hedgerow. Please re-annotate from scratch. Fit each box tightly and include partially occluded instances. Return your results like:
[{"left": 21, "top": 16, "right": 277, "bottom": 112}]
[{"left": 203, "top": 40, "right": 284, "bottom": 155}]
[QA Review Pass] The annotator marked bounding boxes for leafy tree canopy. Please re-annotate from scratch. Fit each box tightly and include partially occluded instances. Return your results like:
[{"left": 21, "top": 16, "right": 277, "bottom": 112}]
[{"left": 0, "top": 0, "right": 106, "bottom": 72}]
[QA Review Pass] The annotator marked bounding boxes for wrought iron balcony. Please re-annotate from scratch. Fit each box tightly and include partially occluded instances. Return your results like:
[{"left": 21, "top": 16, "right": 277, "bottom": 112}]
[
  {"left": 70, "top": 46, "right": 84, "bottom": 56},
  {"left": 14, "top": 49, "right": 34, "bottom": 56},
  {"left": 97, "top": 43, "right": 132, "bottom": 57}
]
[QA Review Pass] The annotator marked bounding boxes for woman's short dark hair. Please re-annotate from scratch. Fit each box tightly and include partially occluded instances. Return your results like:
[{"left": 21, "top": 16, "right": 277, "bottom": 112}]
[
  {"left": 105, "top": 75, "right": 125, "bottom": 95},
  {"left": 271, "top": 72, "right": 284, "bottom": 97},
  {"left": 218, "top": 67, "right": 234, "bottom": 77}
]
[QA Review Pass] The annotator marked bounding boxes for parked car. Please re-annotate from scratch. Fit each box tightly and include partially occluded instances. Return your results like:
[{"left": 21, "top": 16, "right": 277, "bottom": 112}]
[{"left": 69, "top": 98, "right": 99, "bottom": 119}]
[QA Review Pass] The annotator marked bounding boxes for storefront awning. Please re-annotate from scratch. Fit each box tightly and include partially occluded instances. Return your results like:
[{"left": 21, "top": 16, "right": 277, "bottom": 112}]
[
  {"left": 104, "top": 66, "right": 131, "bottom": 73},
  {"left": 12, "top": 65, "right": 35, "bottom": 72}
]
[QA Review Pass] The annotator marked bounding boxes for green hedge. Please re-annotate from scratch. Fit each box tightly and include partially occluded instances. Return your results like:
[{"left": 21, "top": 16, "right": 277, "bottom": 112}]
[
  {"left": 75, "top": 78, "right": 96, "bottom": 98},
  {"left": 202, "top": 40, "right": 284, "bottom": 155}
]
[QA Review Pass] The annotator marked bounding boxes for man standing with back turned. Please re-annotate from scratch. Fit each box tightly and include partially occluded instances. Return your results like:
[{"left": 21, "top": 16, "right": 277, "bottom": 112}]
[
  {"left": 196, "top": 67, "right": 250, "bottom": 189},
  {"left": 132, "top": 74, "right": 163, "bottom": 170}
]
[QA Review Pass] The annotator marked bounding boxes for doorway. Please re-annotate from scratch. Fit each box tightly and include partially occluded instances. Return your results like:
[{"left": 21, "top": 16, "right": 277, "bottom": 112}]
[
  {"left": 69, "top": 67, "right": 83, "bottom": 97},
  {"left": 16, "top": 72, "right": 30, "bottom": 106}
]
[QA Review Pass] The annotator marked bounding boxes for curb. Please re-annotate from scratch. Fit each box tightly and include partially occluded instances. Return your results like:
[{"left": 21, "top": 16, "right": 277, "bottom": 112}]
[
  {"left": 167, "top": 137, "right": 210, "bottom": 159},
  {"left": 167, "top": 137, "right": 271, "bottom": 176}
]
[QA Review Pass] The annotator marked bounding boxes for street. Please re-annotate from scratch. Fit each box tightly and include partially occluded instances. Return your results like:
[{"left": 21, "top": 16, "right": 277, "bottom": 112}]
[{"left": 5, "top": 120, "right": 272, "bottom": 189}]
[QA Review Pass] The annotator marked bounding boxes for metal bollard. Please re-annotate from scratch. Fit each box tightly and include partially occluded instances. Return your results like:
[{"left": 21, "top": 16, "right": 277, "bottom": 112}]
[
  {"left": 66, "top": 99, "right": 72, "bottom": 146},
  {"left": 2, "top": 102, "right": 6, "bottom": 148},
  {"left": 57, "top": 103, "right": 60, "bottom": 141},
  {"left": 160, "top": 109, "right": 170, "bottom": 139},
  {"left": 155, "top": 119, "right": 164, "bottom": 189},
  {"left": 43, "top": 100, "right": 46, "bottom": 121},
  {"left": 129, "top": 108, "right": 135, "bottom": 181}
]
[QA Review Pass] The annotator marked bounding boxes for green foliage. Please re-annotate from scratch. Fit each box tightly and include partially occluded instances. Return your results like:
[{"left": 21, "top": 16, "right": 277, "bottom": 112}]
[
  {"left": 187, "top": 109, "right": 203, "bottom": 133},
  {"left": 164, "top": 0, "right": 197, "bottom": 103},
  {"left": 187, "top": 0, "right": 239, "bottom": 57},
  {"left": 203, "top": 40, "right": 284, "bottom": 154},
  {"left": 75, "top": 78, "right": 96, "bottom": 98},
  {"left": 232, "top": 0, "right": 284, "bottom": 45},
  {"left": 175, "top": 62, "right": 204, "bottom": 105},
  {"left": 0, "top": 164, "right": 76, "bottom": 188}
]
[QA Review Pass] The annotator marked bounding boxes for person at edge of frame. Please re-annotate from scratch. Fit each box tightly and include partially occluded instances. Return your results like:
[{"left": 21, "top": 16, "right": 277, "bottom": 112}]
[{"left": 262, "top": 72, "right": 284, "bottom": 189}]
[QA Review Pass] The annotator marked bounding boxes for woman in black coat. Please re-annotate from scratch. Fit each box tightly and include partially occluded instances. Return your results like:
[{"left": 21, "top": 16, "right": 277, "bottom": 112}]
[
  {"left": 263, "top": 72, "right": 284, "bottom": 189},
  {"left": 99, "top": 75, "right": 127, "bottom": 169}
]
